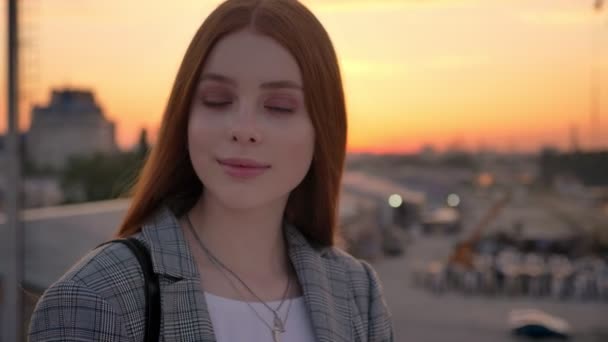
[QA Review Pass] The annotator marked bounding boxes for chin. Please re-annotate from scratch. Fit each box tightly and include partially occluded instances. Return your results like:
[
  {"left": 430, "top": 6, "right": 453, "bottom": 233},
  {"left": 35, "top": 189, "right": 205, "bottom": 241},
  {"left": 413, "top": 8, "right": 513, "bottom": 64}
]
[
  {"left": 219, "top": 195, "right": 267, "bottom": 211},
  {"left": 208, "top": 187, "right": 287, "bottom": 212}
]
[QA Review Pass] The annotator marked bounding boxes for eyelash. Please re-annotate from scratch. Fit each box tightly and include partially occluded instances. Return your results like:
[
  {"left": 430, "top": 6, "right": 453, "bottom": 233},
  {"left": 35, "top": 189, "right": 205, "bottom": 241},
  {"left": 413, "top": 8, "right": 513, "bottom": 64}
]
[
  {"left": 201, "top": 101, "right": 294, "bottom": 114},
  {"left": 203, "top": 101, "right": 231, "bottom": 108},
  {"left": 267, "top": 106, "right": 294, "bottom": 114}
]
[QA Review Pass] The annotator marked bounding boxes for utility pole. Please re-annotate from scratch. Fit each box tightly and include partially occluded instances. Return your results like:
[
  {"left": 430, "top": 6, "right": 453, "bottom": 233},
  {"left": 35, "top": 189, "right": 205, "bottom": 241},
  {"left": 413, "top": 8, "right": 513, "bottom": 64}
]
[
  {"left": 590, "top": 0, "right": 605, "bottom": 150},
  {"left": 570, "top": 123, "right": 580, "bottom": 153},
  {"left": 4, "top": 0, "right": 24, "bottom": 341}
]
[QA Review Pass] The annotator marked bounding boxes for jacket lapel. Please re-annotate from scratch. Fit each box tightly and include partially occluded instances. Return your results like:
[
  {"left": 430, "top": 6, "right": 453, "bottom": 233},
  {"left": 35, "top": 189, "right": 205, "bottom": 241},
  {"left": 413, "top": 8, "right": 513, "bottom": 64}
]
[
  {"left": 285, "top": 223, "right": 354, "bottom": 342},
  {"left": 138, "top": 207, "right": 217, "bottom": 342},
  {"left": 159, "top": 278, "right": 217, "bottom": 342}
]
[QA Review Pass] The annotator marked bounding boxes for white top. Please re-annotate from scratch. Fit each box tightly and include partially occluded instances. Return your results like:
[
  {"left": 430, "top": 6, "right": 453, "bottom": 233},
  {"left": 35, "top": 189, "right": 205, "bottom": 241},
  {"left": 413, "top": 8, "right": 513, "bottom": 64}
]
[{"left": 204, "top": 292, "right": 316, "bottom": 342}]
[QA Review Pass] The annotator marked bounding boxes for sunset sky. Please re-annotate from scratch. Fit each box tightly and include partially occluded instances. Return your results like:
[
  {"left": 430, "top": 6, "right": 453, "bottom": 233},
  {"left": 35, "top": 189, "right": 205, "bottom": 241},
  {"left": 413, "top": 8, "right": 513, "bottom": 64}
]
[{"left": 0, "top": 0, "right": 607, "bottom": 153}]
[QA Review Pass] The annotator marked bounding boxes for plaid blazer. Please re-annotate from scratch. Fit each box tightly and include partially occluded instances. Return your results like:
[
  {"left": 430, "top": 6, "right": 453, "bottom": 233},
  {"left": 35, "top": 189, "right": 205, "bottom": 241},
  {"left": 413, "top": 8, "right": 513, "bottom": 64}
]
[{"left": 29, "top": 206, "right": 394, "bottom": 341}]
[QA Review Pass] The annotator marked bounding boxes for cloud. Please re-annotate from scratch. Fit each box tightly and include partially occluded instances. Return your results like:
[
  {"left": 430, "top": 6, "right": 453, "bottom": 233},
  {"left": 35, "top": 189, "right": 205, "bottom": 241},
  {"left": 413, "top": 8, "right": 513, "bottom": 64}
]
[
  {"left": 340, "top": 59, "right": 408, "bottom": 77},
  {"left": 420, "top": 55, "right": 490, "bottom": 69},
  {"left": 340, "top": 55, "right": 489, "bottom": 78},
  {"left": 517, "top": 10, "right": 594, "bottom": 27},
  {"left": 304, "top": 0, "right": 479, "bottom": 13}
]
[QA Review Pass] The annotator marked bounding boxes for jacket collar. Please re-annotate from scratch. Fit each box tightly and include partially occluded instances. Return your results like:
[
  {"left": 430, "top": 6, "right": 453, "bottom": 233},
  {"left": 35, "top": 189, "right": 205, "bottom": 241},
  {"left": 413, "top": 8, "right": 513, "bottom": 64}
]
[
  {"left": 138, "top": 206, "right": 199, "bottom": 279},
  {"left": 137, "top": 206, "right": 351, "bottom": 342},
  {"left": 138, "top": 205, "right": 330, "bottom": 280}
]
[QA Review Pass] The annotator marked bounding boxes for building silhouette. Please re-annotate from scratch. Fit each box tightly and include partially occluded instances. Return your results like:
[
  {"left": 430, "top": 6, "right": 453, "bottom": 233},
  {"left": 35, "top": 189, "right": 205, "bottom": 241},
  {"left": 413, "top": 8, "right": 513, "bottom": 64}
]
[{"left": 26, "top": 88, "right": 117, "bottom": 169}]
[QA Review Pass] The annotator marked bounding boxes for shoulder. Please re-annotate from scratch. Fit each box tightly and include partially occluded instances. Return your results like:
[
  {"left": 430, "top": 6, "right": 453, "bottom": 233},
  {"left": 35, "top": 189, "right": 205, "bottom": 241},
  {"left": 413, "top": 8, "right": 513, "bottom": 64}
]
[
  {"left": 320, "top": 246, "right": 384, "bottom": 311},
  {"left": 52, "top": 237, "right": 145, "bottom": 294},
  {"left": 29, "top": 238, "right": 145, "bottom": 341},
  {"left": 29, "top": 278, "right": 129, "bottom": 341},
  {"left": 322, "top": 246, "right": 394, "bottom": 341},
  {"left": 321, "top": 245, "right": 381, "bottom": 288}
]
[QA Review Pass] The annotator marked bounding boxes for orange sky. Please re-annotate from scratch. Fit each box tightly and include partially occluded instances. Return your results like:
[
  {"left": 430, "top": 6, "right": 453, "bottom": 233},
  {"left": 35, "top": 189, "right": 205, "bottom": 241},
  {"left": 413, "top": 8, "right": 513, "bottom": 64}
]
[{"left": 0, "top": 0, "right": 607, "bottom": 153}]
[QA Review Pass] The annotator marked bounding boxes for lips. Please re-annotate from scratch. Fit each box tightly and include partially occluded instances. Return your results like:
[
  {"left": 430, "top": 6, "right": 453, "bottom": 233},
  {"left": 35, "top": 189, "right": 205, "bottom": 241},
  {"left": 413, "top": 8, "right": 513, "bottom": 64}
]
[
  {"left": 217, "top": 158, "right": 270, "bottom": 168},
  {"left": 217, "top": 157, "right": 270, "bottom": 179}
]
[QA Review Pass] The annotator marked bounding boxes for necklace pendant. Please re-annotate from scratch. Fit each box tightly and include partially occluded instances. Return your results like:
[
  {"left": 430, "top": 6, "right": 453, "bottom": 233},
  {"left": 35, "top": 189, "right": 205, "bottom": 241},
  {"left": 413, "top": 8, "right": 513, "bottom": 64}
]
[
  {"left": 272, "top": 328, "right": 281, "bottom": 342},
  {"left": 272, "top": 316, "right": 285, "bottom": 342},
  {"left": 273, "top": 316, "right": 285, "bottom": 333}
]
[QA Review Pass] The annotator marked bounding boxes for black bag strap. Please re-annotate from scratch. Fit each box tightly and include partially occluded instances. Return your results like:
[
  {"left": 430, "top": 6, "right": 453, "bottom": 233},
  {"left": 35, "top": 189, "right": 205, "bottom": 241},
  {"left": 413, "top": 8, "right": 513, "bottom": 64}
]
[{"left": 97, "top": 238, "right": 161, "bottom": 342}]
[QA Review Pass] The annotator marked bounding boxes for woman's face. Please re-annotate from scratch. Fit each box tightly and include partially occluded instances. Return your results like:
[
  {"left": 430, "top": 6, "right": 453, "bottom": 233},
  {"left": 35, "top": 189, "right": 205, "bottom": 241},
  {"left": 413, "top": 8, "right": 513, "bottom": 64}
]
[{"left": 188, "top": 30, "right": 315, "bottom": 211}]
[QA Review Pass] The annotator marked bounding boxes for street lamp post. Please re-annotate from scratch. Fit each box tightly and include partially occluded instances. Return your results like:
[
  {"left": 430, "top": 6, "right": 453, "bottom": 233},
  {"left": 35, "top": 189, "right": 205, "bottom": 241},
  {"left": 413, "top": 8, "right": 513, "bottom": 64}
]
[{"left": 4, "top": 0, "right": 24, "bottom": 341}]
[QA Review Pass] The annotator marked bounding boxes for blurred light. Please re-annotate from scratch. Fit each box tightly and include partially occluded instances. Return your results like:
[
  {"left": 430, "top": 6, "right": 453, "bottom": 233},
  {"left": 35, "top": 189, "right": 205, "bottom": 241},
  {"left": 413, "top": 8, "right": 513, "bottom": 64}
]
[
  {"left": 388, "top": 194, "right": 403, "bottom": 208},
  {"left": 518, "top": 172, "right": 533, "bottom": 185},
  {"left": 594, "top": 0, "right": 603, "bottom": 12},
  {"left": 478, "top": 172, "right": 494, "bottom": 188},
  {"left": 447, "top": 193, "right": 460, "bottom": 207}
]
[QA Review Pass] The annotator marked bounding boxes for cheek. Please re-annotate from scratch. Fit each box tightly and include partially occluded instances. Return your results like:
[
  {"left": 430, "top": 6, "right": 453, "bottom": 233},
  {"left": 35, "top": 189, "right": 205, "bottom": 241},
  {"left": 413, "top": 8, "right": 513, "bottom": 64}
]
[
  {"left": 278, "top": 120, "right": 315, "bottom": 173},
  {"left": 187, "top": 112, "right": 221, "bottom": 187},
  {"left": 187, "top": 110, "right": 219, "bottom": 150}
]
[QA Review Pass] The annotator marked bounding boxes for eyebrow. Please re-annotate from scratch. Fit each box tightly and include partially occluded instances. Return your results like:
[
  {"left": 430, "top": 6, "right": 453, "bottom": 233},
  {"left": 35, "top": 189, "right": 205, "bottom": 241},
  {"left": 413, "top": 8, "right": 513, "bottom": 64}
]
[{"left": 200, "top": 73, "right": 302, "bottom": 90}]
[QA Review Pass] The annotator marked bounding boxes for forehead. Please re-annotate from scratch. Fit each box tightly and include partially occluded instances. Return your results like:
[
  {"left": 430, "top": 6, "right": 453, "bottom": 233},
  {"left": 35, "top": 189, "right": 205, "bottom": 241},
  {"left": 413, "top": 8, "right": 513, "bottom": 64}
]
[{"left": 201, "top": 30, "right": 302, "bottom": 85}]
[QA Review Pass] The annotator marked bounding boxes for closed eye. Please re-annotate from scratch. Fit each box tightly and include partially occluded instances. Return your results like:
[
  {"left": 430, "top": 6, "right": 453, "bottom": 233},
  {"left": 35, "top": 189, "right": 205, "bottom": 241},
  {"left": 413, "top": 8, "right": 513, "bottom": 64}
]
[
  {"left": 265, "top": 106, "right": 294, "bottom": 113},
  {"left": 203, "top": 101, "right": 232, "bottom": 108}
]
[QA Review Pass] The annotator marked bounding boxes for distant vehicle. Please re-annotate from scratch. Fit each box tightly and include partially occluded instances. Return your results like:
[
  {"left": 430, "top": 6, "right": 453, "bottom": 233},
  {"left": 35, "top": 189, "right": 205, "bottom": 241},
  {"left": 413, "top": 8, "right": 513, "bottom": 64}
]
[
  {"left": 339, "top": 171, "right": 425, "bottom": 259},
  {"left": 382, "top": 225, "right": 406, "bottom": 256},
  {"left": 420, "top": 207, "right": 461, "bottom": 235},
  {"left": 508, "top": 309, "right": 571, "bottom": 339}
]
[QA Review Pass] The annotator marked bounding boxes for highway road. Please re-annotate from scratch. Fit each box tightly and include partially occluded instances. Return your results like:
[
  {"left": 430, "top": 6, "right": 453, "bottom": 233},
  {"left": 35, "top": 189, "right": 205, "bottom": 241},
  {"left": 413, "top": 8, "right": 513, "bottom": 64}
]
[{"left": 373, "top": 187, "right": 608, "bottom": 341}]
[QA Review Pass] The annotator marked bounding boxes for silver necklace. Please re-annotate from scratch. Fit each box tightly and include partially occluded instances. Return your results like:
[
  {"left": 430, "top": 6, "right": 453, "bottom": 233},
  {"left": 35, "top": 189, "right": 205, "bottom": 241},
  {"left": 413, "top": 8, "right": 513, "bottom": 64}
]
[
  {"left": 186, "top": 214, "right": 293, "bottom": 342},
  {"left": 207, "top": 252, "right": 293, "bottom": 342},
  {"left": 214, "top": 263, "right": 294, "bottom": 342}
]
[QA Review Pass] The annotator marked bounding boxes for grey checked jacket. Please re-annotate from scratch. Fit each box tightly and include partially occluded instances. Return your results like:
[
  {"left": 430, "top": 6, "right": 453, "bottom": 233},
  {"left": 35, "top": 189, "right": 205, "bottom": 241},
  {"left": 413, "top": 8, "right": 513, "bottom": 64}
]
[{"left": 29, "top": 206, "right": 394, "bottom": 341}]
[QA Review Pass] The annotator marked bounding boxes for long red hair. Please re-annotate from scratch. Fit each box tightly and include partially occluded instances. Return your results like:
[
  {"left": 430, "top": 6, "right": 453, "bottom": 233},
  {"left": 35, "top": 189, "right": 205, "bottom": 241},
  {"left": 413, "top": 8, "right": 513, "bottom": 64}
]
[{"left": 116, "top": 0, "right": 347, "bottom": 246}]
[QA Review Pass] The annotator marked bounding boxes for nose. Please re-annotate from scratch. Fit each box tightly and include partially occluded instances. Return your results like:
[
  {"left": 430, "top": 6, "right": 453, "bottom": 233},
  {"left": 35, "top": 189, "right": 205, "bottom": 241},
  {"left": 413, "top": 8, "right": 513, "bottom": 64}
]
[{"left": 229, "top": 105, "right": 262, "bottom": 144}]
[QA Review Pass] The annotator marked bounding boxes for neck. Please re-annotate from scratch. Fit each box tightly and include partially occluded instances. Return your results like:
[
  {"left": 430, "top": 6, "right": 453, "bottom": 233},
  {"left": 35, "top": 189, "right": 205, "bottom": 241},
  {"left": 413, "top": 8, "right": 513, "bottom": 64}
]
[{"left": 184, "top": 193, "right": 291, "bottom": 279}]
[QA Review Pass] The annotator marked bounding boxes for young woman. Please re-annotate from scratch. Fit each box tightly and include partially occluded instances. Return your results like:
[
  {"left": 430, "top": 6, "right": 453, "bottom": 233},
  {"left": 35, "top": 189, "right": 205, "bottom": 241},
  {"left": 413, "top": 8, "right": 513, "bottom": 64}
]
[{"left": 29, "top": 0, "right": 394, "bottom": 341}]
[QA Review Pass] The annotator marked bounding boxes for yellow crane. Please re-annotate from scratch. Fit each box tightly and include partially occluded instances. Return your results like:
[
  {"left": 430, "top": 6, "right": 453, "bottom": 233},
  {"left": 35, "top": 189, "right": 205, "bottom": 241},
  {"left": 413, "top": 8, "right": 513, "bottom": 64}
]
[{"left": 448, "top": 192, "right": 511, "bottom": 269}]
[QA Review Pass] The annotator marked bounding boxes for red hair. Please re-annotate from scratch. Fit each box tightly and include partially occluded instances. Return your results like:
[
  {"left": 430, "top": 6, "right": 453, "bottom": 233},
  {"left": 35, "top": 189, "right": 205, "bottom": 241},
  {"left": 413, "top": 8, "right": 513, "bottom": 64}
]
[{"left": 116, "top": 0, "right": 347, "bottom": 246}]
